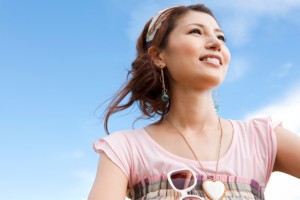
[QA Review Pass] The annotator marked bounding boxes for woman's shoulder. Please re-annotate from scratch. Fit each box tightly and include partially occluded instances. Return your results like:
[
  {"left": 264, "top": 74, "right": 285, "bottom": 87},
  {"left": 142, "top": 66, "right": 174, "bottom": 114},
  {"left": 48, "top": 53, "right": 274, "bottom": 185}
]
[
  {"left": 230, "top": 116, "right": 281, "bottom": 130},
  {"left": 116, "top": 127, "right": 147, "bottom": 134},
  {"left": 96, "top": 128, "right": 149, "bottom": 149},
  {"left": 93, "top": 129, "right": 147, "bottom": 163},
  {"left": 229, "top": 116, "right": 281, "bottom": 145}
]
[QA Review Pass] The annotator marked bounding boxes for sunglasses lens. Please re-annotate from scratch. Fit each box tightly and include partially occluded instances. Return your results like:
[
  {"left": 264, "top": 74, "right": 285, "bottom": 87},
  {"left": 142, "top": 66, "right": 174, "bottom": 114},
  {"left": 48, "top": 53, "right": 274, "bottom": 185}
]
[{"left": 170, "top": 170, "right": 195, "bottom": 190}]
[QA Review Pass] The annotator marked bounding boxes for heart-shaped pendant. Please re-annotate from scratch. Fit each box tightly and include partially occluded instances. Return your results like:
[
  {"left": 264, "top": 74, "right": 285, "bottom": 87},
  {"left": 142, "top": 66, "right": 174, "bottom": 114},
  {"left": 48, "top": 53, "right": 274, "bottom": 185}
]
[{"left": 202, "top": 179, "right": 226, "bottom": 200}]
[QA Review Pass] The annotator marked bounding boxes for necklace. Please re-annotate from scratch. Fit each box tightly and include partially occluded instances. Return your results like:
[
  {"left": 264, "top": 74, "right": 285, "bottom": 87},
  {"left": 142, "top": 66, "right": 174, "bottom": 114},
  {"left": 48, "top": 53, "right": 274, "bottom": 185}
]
[{"left": 165, "top": 116, "right": 226, "bottom": 200}]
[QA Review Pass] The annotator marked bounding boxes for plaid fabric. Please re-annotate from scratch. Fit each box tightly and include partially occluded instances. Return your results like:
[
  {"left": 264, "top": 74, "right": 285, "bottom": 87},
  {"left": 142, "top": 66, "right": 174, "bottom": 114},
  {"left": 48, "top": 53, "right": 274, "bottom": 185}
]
[{"left": 127, "top": 175, "right": 264, "bottom": 200}]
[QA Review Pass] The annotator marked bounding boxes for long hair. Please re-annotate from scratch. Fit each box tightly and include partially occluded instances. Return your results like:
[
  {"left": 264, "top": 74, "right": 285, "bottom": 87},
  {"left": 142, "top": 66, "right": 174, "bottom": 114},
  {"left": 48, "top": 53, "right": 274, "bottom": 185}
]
[{"left": 104, "top": 4, "right": 215, "bottom": 134}]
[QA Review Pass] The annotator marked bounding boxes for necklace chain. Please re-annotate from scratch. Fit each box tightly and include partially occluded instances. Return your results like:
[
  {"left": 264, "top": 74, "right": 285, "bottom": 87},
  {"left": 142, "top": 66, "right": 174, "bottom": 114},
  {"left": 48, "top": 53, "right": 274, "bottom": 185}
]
[{"left": 165, "top": 116, "right": 223, "bottom": 179}]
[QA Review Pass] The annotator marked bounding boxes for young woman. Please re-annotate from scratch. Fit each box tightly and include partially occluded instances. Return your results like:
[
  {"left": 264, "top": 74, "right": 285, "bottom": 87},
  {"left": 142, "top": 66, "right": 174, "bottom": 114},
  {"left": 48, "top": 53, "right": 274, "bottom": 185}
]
[{"left": 88, "top": 4, "right": 300, "bottom": 200}]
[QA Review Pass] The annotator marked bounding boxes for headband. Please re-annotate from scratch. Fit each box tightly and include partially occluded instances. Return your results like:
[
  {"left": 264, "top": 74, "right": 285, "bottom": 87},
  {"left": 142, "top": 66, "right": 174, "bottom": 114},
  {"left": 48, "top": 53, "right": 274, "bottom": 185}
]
[{"left": 146, "top": 6, "right": 180, "bottom": 44}]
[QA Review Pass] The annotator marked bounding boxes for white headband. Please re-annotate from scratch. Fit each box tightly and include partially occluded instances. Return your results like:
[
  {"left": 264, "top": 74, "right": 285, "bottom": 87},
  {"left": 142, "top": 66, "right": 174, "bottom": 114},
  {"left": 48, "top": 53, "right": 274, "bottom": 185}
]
[{"left": 146, "top": 6, "right": 180, "bottom": 43}]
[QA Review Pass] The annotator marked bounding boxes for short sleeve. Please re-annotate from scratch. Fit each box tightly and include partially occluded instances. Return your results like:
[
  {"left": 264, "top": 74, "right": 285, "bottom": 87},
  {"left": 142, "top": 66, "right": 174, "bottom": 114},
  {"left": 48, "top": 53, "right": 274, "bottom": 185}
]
[
  {"left": 266, "top": 117, "right": 282, "bottom": 183},
  {"left": 251, "top": 117, "right": 282, "bottom": 185},
  {"left": 93, "top": 131, "right": 132, "bottom": 179}
]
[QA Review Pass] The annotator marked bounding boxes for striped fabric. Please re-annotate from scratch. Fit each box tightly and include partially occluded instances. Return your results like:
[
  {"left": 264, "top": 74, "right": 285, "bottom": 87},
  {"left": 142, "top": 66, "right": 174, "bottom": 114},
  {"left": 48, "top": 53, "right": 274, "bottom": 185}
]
[{"left": 127, "top": 174, "right": 264, "bottom": 200}]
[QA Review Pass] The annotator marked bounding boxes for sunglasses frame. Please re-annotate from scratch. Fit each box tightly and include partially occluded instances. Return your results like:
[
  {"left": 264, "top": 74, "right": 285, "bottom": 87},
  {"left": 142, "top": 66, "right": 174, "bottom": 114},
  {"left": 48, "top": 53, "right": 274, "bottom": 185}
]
[{"left": 167, "top": 167, "right": 204, "bottom": 200}]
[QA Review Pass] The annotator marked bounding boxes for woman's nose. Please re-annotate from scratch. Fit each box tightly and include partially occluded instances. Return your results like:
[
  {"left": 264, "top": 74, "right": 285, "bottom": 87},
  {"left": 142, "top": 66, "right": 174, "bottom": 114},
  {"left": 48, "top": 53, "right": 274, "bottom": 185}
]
[{"left": 205, "top": 36, "right": 222, "bottom": 51}]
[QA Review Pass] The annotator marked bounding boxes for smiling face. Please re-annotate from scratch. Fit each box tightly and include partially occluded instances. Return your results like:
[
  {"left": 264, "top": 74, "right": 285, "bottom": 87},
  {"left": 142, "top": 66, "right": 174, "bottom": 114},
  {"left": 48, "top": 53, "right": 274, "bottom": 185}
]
[{"left": 160, "top": 11, "right": 231, "bottom": 91}]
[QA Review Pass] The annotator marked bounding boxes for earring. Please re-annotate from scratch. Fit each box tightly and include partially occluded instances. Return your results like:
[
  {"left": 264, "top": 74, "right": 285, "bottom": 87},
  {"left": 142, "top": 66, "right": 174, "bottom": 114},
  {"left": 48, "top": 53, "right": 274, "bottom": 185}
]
[
  {"left": 213, "top": 88, "right": 220, "bottom": 112},
  {"left": 160, "top": 67, "right": 169, "bottom": 102}
]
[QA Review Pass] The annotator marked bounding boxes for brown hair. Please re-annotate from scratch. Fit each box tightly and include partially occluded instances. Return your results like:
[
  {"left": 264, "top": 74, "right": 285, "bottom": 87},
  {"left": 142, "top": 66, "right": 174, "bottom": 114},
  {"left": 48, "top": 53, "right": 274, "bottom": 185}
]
[{"left": 104, "top": 4, "right": 215, "bottom": 134}]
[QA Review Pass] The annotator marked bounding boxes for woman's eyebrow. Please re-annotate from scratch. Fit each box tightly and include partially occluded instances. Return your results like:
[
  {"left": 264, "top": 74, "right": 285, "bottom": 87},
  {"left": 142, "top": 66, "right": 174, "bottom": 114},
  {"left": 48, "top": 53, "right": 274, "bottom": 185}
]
[{"left": 186, "top": 23, "right": 224, "bottom": 34}]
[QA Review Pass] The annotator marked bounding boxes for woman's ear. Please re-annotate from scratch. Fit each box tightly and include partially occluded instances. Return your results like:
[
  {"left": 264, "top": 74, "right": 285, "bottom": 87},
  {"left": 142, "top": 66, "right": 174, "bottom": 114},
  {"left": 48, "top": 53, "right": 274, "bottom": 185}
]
[{"left": 147, "top": 46, "right": 166, "bottom": 67}]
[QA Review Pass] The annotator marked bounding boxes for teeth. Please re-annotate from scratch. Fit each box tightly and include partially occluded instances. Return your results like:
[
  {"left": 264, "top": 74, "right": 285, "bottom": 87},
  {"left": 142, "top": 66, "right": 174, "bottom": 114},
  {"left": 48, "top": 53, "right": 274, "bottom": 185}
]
[{"left": 202, "top": 57, "right": 220, "bottom": 65}]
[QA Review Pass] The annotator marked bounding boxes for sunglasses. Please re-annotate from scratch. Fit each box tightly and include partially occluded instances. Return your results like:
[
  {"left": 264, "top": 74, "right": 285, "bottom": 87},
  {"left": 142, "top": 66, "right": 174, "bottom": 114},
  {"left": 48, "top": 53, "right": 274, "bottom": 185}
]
[{"left": 167, "top": 168, "right": 204, "bottom": 200}]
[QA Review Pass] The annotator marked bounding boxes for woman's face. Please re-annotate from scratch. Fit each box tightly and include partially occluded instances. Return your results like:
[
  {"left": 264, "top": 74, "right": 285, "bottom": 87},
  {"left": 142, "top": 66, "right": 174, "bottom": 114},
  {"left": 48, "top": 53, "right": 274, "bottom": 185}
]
[{"left": 160, "top": 11, "right": 231, "bottom": 90}]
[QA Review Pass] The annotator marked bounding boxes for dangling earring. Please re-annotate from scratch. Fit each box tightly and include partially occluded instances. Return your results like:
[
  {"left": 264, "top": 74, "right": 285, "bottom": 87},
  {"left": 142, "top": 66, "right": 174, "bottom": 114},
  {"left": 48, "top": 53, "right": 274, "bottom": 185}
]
[
  {"left": 160, "top": 67, "right": 169, "bottom": 102},
  {"left": 213, "top": 88, "right": 220, "bottom": 112}
]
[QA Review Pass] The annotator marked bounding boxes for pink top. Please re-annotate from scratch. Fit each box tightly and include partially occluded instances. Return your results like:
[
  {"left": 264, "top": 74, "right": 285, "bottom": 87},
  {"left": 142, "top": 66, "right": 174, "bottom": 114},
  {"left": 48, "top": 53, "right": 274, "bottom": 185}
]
[{"left": 93, "top": 117, "right": 281, "bottom": 199}]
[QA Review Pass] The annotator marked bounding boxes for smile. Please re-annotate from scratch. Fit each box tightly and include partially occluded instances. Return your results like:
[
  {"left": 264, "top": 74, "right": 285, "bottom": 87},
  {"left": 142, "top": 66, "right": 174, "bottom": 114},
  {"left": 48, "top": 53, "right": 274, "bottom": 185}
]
[{"left": 200, "top": 55, "right": 222, "bottom": 66}]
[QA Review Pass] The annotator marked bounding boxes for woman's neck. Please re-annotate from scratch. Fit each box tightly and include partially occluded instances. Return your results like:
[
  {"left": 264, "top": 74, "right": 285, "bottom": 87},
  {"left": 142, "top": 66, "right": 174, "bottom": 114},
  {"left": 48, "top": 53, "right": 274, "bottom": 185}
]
[{"left": 166, "top": 89, "right": 219, "bottom": 132}]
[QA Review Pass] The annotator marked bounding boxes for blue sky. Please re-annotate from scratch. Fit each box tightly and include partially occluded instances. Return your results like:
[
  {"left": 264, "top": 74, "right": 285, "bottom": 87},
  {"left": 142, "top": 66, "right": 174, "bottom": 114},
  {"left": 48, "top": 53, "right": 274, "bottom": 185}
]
[{"left": 1, "top": 0, "right": 300, "bottom": 199}]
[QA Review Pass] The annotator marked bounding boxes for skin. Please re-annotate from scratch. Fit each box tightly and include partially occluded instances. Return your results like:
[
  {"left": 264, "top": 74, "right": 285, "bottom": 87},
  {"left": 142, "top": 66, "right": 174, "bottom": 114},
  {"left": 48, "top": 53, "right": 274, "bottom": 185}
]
[
  {"left": 88, "top": 10, "right": 300, "bottom": 200},
  {"left": 147, "top": 11, "right": 233, "bottom": 162},
  {"left": 88, "top": 154, "right": 128, "bottom": 200}
]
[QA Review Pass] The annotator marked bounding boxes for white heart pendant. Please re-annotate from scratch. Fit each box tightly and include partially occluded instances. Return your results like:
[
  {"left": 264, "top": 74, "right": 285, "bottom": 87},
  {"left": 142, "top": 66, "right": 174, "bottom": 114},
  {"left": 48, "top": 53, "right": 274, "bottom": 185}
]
[{"left": 202, "top": 179, "right": 226, "bottom": 200}]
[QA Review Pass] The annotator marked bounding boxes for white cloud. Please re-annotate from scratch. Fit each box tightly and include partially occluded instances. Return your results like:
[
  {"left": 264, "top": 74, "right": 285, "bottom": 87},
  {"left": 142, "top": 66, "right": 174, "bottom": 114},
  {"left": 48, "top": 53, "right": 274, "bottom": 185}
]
[
  {"left": 245, "top": 83, "right": 300, "bottom": 133},
  {"left": 126, "top": 3, "right": 162, "bottom": 42},
  {"left": 126, "top": 1, "right": 300, "bottom": 47},
  {"left": 271, "top": 62, "right": 294, "bottom": 78},
  {"left": 126, "top": 0, "right": 197, "bottom": 42},
  {"left": 72, "top": 169, "right": 95, "bottom": 183},
  {"left": 226, "top": 57, "right": 249, "bottom": 82},
  {"left": 212, "top": 1, "right": 300, "bottom": 46},
  {"left": 221, "top": 16, "right": 257, "bottom": 46},
  {"left": 265, "top": 172, "right": 300, "bottom": 200},
  {"left": 244, "top": 83, "right": 300, "bottom": 199},
  {"left": 56, "top": 149, "right": 86, "bottom": 161},
  {"left": 217, "top": 0, "right": 300, "bottom": 15},
  {"left": 71, "top": 149, "right": 85, "bottom": 159},
  {"left": 71, "top": 169, "right": 96, "bottom": 200}
]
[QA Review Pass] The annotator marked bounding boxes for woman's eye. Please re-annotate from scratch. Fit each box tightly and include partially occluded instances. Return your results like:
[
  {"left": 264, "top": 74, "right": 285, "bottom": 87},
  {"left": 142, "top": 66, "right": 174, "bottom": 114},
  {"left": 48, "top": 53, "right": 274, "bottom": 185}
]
[
  {"left": 189, "top": 28, "right": 202, "bottom": 35},
  {"left": 217, "top": 35, "right": 226, "bottom": 42}
]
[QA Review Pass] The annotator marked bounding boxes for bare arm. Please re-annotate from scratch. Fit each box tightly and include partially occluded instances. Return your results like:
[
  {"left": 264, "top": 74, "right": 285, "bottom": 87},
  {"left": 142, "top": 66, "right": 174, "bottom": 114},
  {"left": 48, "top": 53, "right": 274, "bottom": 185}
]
[
  {"left": 88, "top": 154, "right": 128, "bottom": 200},
  {"left": 273, "top": 126, "right": 300, "bottom": 178}
]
